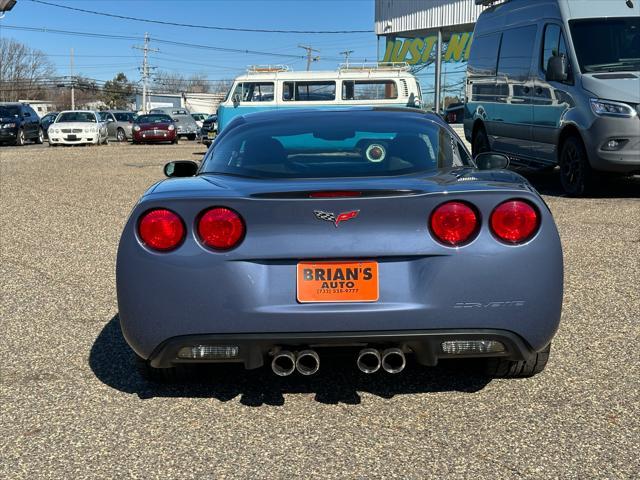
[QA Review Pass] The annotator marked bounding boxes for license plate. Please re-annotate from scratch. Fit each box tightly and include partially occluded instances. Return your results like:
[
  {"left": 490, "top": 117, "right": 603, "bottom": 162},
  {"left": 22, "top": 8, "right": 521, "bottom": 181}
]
[
  {"left": 207, "top": 132, "right": 216, "bottom": 139},
  {"left": 297, "top": 261, "right": 378, "bottom": 303},
  {"left": 66, "top": 135, "right": 77, "bottom": 140}
]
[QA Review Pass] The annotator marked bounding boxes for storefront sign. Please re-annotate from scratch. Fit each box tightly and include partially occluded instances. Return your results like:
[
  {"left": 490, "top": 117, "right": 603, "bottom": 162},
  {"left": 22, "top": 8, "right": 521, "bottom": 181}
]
[{"left": 381, "top": 33, "right": 474, "bottom": 65}]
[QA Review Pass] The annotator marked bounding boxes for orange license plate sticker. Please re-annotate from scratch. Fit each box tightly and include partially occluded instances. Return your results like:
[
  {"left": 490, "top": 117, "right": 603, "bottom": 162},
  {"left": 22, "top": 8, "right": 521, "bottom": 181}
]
[{"left": 297, "top": 261, "right": 379, "bottom": 303}]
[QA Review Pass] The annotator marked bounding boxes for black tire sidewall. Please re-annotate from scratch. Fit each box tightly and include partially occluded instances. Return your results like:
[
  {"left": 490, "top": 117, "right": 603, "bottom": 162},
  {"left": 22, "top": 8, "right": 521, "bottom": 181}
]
[
  {"left": 472, "top": 127, "right": 489, "bottom": 157},
  {"left": 117, "top": 129, "right": 126, "bottom": 142},
  {"left": 16, "top": 129, "right": 25, "bottom": 146},
  {"left": 560, "top": 136, "right": 592, "bottom": 196}
]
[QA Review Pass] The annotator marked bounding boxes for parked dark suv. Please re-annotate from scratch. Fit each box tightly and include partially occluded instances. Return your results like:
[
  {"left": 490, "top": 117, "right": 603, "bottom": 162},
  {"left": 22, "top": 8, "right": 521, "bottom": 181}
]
[{"left": 0, "top": 103, "right": 43, "bottom": 146}]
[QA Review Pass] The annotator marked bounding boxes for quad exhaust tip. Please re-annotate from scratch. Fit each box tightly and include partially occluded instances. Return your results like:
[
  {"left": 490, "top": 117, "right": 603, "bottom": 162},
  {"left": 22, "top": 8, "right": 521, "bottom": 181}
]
[
  {"left": 357, "top": 348, "right": 382, "bottom": 374},
  {"left": 295, "top": 349, "right": 320, "bottom": 376},
  {"left": 271, "top": 350, "right": 296, "bottom": 376},
  {"left": 381, "top": 348, "right": 406, "bottom": 374}
]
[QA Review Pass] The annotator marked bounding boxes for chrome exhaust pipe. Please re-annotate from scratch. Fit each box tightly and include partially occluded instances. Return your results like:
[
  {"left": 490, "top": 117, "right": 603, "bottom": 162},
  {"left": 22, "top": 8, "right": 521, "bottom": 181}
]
[
  {"left": 381, "top": 348, "right": 406, "bottom": 374},
  {"left": 271, "top": 350, "right": 296, "bottom": 376},
  {"left": 295, "top": 349, "right": 320, "bottom": 376},
  {"left": 357, "top": 348, "right": 381, "bottom": 374}
]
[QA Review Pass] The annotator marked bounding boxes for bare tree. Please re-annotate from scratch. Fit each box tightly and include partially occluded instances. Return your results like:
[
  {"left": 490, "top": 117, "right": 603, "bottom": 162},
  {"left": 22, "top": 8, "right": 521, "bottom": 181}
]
[
  {"left": 0, "top": 38, "right": 56, "bottom": 101},
  {"left": 152, "top": 71, "right": 213, "bottom": 94}
]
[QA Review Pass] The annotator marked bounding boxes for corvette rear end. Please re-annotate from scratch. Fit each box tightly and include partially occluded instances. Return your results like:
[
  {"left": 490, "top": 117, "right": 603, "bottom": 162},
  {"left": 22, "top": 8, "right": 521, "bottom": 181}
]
[{"left": 116, "top": 108, "right": 563, "bottom": 380}]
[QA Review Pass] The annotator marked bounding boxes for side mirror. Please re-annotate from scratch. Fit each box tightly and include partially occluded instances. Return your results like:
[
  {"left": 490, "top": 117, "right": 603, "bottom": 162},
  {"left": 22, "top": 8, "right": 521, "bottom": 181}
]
[
  {"left": 474, "top": 152, "right": 510, "bottom": 170},
  {"left": 164, "top": 160, "right": 198, "bottom": 177},
  {"left": 546, "top": 54, "right": 568, "bottom": 82},
  {"left": 232, "top": 94, "right": 240, "bottom": 108}
]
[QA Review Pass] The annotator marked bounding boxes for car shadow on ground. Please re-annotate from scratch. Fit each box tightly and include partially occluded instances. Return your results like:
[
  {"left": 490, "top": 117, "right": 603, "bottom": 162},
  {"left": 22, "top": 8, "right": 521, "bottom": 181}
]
[
  {"left": 517, "top": 168, "right": 640, "bottom": 198},
  {"left": 90, "top": 315, "right": 491, "bottom": 405}
]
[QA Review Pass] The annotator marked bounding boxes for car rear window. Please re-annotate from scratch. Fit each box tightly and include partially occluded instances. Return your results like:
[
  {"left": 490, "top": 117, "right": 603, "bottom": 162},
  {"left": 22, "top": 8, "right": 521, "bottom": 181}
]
[{"left": 201, "top": 113, "right": 468, "bottom": 179}]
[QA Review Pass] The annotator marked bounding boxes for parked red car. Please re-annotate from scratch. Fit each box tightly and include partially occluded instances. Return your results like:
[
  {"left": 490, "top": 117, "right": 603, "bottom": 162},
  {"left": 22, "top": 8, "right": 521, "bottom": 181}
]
[{"left": 132, "top": 114, "right": 177, "bottom": 144}]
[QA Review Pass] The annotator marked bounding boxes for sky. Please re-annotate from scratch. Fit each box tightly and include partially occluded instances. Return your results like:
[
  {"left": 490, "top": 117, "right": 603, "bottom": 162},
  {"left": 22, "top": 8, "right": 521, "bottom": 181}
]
[{"left": 0, "top": 0, "right": 465, "bottom": 101}]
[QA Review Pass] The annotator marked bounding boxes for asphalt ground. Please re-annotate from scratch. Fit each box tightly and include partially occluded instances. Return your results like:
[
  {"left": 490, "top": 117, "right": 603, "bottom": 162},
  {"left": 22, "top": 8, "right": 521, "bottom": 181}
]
[{"left": 1, "top": 141, "right": 639, "bottom": 479}]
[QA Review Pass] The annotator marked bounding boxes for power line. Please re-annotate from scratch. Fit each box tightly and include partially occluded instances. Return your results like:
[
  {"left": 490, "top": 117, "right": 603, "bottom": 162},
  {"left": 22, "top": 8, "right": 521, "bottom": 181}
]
[
  {"left": 26, "top": 0, "right": 372, "bottom": 34},
  {"left": 2, "top": 25, "right": 307, "bottom": 59}
]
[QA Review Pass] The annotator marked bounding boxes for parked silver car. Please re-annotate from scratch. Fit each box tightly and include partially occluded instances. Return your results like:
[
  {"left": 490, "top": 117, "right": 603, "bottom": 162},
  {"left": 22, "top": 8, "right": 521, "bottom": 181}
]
[
  {"left": 149, "top": 108, "right": 199, "bottom": 140},
  {"left": 97, "top": 111, "right": 137, "bottom": 142}
]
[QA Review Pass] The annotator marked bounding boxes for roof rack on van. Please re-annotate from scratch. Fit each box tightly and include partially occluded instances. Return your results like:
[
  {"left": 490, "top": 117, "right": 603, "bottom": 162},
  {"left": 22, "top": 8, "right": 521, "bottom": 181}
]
[
  {"left": 247, "top": 65, "right": 290, "bottom": 73},
  {"left": 339, "top": 62, "right": 411, "bottom": 71},
  {"left": 474, "top": 0, "right": 508, "bottom": 5}
]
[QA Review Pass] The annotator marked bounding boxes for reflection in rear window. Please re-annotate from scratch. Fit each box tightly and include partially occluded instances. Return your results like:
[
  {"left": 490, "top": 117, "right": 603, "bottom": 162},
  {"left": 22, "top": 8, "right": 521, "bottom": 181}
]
[{"left": 201, "top": 112, "right": 467, "bottom": 179}]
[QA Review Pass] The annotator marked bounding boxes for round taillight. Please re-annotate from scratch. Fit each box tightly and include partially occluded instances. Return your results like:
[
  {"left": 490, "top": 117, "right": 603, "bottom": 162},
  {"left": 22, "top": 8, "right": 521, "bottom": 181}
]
[
  {"left": 138, "top": 209, "right": 185, "bottom": 251},
  {"left": 198, "top": 207, "right": 245, "bottom": 250},
  {"left": 490, "top": 200, "right": 539, "bottom": 244},
  {"left": 430, "top": 201, "right": 479, "bottom": 246}
]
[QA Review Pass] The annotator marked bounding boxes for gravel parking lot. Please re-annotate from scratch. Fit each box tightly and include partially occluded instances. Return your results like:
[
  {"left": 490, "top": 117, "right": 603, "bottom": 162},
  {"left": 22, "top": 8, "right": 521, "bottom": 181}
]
[{"left": 1, "top": 142, "right": 638, "bottom": 478}]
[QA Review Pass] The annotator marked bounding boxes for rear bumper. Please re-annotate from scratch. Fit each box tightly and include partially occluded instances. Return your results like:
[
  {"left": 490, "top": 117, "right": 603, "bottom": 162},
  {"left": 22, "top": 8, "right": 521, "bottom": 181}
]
[{"left": 148, "top": 329, "right": 536, "bottom": 369}]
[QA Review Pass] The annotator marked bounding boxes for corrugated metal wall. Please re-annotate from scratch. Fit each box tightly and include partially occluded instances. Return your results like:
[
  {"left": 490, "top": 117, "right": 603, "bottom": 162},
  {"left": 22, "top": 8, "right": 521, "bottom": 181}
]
[{"left": 375, "top": 0, "right": 489, "bottom": 35}]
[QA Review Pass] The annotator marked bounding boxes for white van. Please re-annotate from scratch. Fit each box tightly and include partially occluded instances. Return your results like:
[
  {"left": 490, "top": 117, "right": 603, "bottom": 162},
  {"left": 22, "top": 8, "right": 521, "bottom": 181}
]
[
  {"left": 217, "top": 64, "right": 423, "bottom": 132},
  {"left": 464, "top": 0, "right": 640, "bottom": 196}
]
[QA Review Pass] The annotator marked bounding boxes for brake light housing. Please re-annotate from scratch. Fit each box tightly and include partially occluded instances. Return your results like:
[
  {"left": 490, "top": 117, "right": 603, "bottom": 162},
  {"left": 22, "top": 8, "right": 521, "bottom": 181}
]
[
  {"left": 490, "top": 200, "right": 540, "bottom": 244},
  {"left": 430, "top": 201, "right": 479, "bottom": 246},
  {"left": 138, "top": 209, "right": 185, "bottom": 251},
  {"left": 197, "top": 207, "right": 245, "bottom": 250}
]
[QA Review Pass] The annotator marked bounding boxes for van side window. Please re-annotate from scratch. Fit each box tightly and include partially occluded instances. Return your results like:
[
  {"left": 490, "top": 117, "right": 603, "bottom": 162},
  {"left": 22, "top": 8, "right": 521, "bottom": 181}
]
[
  {"left": 233, "top": 82, "right": 274, "bottom": 102},
  {"left": 283, "top": 81, "right": 336, "bottom": 101},
  {"left": 342, "top": 80, "right": 398, "bottom": 100},
  {"left": 542, "top": 24, "right": 569, "bottom": 73},
  {"left": 467, "top": 33, "right": 501, "bottom": 76},
  {"left": 497, "top": 26, "right": 538, "bottom": 80}
]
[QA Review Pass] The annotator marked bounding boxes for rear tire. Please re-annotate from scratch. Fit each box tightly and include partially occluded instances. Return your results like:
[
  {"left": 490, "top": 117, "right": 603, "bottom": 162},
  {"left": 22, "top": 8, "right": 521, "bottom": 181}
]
[
  {"left": 116, "top": 128, "right": 126, "bottom": 142},
  {"left": 559, "top": 135, "right": 594, "bottom": 196},
  {"left": 472, "top": 125, "right": 490, "bottom": 157},
  {"left": 35, "top": 128, "right": 44, "bottom": 144},
  {"left": 483, "top": 343, "right": 551, "bottom": 378}
]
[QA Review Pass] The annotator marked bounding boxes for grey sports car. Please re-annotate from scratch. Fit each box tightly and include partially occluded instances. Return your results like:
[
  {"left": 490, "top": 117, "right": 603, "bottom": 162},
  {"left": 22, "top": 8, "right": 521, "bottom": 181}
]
[{"left": 116, "top": 108, "right": 563, "bottom": 381}]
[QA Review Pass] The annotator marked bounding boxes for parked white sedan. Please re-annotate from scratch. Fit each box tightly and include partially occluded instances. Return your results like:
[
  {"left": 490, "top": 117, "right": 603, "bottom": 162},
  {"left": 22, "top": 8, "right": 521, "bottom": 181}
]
[{"left": 48, "top": 111, "right": 108, "bottom": 146}]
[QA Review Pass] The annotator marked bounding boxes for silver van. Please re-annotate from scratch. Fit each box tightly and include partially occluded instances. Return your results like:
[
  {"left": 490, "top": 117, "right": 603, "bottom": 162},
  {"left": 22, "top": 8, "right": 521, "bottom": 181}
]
[{"left": 464, "top": 0, "right": 640, "bottom": 195}]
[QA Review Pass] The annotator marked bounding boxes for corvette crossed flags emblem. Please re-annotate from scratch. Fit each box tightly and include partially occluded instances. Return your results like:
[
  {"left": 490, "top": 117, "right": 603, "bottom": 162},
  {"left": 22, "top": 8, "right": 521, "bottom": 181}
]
[{"left": 314, "top": 210, "right": 360, "bottom": 227}]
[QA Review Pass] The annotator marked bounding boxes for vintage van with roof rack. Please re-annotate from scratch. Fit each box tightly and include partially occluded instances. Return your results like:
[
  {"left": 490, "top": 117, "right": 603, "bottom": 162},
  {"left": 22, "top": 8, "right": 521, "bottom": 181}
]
[{"left": 216, "top": 63, "right": 423, "bottom": 132}]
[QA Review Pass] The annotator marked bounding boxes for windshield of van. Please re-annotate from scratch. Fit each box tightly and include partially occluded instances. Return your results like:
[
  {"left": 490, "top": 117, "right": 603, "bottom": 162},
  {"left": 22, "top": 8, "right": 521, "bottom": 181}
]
[
  {"left": 201, "top": 112, "right": 468, "bottom": 179},
  {"left": 570, "top": 17, "right": 640, "bottom": 73}
]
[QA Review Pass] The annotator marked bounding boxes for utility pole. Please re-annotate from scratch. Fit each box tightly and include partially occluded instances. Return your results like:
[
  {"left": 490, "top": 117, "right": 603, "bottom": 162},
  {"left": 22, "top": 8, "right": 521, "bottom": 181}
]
[
  {"left": 340, "top": 50, "right": 354, "bottom": 68},
  {"left": 133, "top": 33, "right": 158, "bottom": 113},
  {"left": 70, "top": 48, "right": 75, "bottom": 110},
  {"left": 298, "top": 45, "right": 320, "bottom": 71}
]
